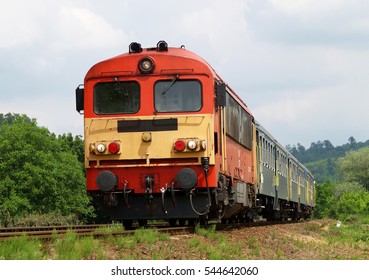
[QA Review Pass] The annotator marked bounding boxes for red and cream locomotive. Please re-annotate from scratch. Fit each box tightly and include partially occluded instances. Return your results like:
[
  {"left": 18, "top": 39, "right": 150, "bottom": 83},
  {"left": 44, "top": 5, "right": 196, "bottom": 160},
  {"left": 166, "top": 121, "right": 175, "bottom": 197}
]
[{"left": 76, "top": 41, "right": 315, "bottom": 227}]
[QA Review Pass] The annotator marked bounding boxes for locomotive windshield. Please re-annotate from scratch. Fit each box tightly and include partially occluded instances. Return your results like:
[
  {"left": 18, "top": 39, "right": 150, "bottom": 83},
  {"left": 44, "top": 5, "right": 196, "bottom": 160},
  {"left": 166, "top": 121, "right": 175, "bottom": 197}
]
[
  {"left": 94, "top": 81, "right": 140, "bottom": 114},
  {"left": 154, "top": 80, "right": 202, "bottom": 112}
]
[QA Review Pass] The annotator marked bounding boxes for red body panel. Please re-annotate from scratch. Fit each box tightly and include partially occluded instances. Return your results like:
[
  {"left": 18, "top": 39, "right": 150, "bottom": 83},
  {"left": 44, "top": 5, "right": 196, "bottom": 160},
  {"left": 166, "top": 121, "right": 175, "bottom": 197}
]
[{"left": 86, "top": 165, "right": 216, "bottom": 193}]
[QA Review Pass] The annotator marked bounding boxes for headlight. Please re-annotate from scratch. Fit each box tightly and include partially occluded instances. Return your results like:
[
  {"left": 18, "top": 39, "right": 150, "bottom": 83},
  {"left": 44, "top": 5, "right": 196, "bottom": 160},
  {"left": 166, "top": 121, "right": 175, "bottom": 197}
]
[
  {"left": 97, "top": 143, "right": 106, "bottom": 153},
  {"left": 187, "top": 139, "right": 197, "bottom": 150},
  {"left": 201, "top": 140, "right": 207, "bottom": 150},
  {"left": 138, "top": 57, "right": 155, "bottom": 74}
]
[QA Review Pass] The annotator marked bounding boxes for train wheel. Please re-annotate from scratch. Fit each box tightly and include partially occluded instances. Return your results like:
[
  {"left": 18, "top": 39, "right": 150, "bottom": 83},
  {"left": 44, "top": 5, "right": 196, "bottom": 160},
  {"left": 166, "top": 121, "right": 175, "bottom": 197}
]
[
  {"left": 244, "top": 209, "right": 255, "bottom": 223},
  {"left": 123, "top": 220, "right": 133, "bottom": 230},
  {"left": 168, "top": 219, "right": 177, "bottom": 227},
  {"left": 138, "top": 219, "right": 148, "bottom": 227},
  {"left": 273, "top": 210, "right": 282, "bottom": 221},
  {"left": 187, "top": 219, "right": 198, "bottom": 226},
  {"left": 178, "top": 219, "right": 186, "bottom": 226},
  {"left": 199, "top": 217, "right": 208, "bottom": 226}
]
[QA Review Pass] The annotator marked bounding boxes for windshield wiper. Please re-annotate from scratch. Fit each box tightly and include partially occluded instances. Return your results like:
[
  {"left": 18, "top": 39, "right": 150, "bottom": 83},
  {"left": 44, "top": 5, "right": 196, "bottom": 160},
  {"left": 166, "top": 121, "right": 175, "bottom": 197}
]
[
  {"left": 161, "top": 74, "right": 179, "bottom": 94},
  {"left": 114, "top": 77, "right": 129, "bottom": 96}
]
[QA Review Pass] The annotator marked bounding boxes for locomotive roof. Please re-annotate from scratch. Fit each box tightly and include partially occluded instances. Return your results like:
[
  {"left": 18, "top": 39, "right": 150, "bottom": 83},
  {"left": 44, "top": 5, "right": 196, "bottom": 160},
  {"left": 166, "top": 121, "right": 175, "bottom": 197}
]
[
  {"left": 84, "top": 43, "right": 253, "bottom": 117},
  {"left": 85, "top": 46, "right": 217, "bottom": 80}
]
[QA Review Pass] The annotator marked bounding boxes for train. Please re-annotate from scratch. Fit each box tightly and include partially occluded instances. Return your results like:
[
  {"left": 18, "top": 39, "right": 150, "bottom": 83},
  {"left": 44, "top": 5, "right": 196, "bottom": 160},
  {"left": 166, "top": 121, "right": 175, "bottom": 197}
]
[{"left": 75, "top": 40, "right": 315, "bottom": 228}]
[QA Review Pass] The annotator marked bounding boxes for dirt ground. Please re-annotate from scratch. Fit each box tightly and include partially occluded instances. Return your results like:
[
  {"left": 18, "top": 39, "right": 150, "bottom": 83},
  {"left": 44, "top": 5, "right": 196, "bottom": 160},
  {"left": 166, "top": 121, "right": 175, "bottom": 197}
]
[{"left": 105, "top": 219, "right": 369, "bottom": 260}]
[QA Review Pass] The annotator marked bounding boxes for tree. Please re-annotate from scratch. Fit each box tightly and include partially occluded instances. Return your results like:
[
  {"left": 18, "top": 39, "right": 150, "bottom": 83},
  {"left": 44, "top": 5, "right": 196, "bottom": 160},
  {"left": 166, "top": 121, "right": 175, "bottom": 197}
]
[
  {"left": 324, "top": 140, "right": 334, "bottom": 150},
  {"left": 336, "top": 189, "right": 369, "bottom": 220},
  {"left": 336, "top": 147, "right": 369, "bottom": 191},
  {"left": 348, "top": 136, "right": 356, "bottom": 147},
  {"left": 0, "top": 115, "right": 93, "bottom": 225},
  {"left": 57, "top": 133, "right": 84, "bottom": 165},
  {"left": 314, "top": 181, "right": 336, "bottom": 218},
  {"left": 0, "top": 113, "right": 31, "bottom": 126},
  {"left": 332, "top": 181, "right": 364, "bottom": 200},
  {"left": 297, "top": 143, "right": 306, "bottom": 154}
]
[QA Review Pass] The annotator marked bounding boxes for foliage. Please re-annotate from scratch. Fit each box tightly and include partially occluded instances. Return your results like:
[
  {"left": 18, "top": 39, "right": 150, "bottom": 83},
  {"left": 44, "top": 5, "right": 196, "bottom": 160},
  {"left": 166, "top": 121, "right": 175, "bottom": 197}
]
[
  {"left": 332, "top": 181, "right": 364, "bottom": 200},
  {"left": 287, "top": 137, "right": 369, "bottom": 165},
  {"left": 314, "top": 181, "right": 336, "bottom": 219},
  {"left": 133, "top": 228, "right": 169, "bottom": 244},
  {"left": 0, "top": 113, "right": 93, "bottom": 226},
  {"left": 13, "top": 213, "right": 81, "bottom": 227},
  {"left": 53, "top": 231, "right": 103, "bottom": 260},
  {"left": 0, "top": 113, "right": 32, "bottom": 126},
  {"left": 315, "top": 183, "right": 369, "bottom": 222},
  {"left": 305, "top": 158, "right": 339, "bottom": 183},
  {"left": 336, "top": 147, "right": 369, "bottom": 191},
  {"left": 0, "top": 234, "right": 43, "bottom": 260},
  {"left": 194, "top": 225, "right": 222, "bottom": 240},
  {"left": 189, "top": 228, "right": 243, "bottom": 259},
  {"left": 315, "top": 180, "right": 369, "bottom": 220},
  {"left": 287, "top": 137, "right": 369, "bottom": 183},
  {"left": 336, "top": 190, "right": 369, "bottom": 221},
  {"left": 57, "top": 133, "right": 84, "bottom": 166}
]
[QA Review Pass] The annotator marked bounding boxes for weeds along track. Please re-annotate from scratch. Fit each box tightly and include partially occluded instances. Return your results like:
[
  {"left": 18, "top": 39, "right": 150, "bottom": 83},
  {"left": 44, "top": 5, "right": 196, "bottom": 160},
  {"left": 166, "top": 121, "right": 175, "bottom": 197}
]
[
  {"left": 0, "top": 224, "right": 195, "bottom": 240},
  {"left": 0, "top": 219, "right": 303, "bottom": 240},
  {"left": 0, "top": 224, "right": 110, "bottom": 240},
  {"left": 217, "top": 219, "right": 304, "bottom": 232}
]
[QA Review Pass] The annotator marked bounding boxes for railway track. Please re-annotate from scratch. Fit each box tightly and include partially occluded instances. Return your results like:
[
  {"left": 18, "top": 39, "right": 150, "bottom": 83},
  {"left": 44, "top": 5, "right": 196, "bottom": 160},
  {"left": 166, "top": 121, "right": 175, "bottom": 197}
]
[
  {"left": 0, "top": 223, "right": 195, "bottom": 240},
  {"left": 0, "top": 219, "right": 302, "bottom": 240}
]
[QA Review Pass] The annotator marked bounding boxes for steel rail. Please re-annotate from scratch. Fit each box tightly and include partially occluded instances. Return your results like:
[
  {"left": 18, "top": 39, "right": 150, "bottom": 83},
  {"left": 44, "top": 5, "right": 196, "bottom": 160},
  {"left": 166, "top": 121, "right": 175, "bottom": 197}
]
[{"left": 0, "top": 219, "right": 303, "bottom": 240}]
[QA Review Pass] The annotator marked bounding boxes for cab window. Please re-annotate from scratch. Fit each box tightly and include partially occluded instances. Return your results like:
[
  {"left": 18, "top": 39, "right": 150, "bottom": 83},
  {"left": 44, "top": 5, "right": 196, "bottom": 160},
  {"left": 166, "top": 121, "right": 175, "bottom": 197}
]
[
  {"left": 154, "top": 80, "right": 202, "bottom": 112},
  {"left": 94, "top": 81, "right": 140, "bottom": 114}
]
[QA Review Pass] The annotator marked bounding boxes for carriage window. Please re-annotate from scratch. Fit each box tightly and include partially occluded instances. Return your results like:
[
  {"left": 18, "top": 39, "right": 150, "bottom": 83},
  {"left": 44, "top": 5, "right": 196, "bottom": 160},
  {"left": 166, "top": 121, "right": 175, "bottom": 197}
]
[
  {"left": 226, "top": 93, "right": 253, "bottom": 150},
  {"left": 154, "top": 80, "right": 202, "bottom": 112},
  {"left": 94, "top": 81, "right": 140, "bottom": 114}
]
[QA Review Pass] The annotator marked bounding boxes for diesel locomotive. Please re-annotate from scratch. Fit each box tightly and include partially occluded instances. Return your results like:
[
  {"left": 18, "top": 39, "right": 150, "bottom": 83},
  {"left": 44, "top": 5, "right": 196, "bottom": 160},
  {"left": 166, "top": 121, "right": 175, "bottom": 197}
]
[{"left": 76, "top": 41, "right": 315, "bottom": 227}]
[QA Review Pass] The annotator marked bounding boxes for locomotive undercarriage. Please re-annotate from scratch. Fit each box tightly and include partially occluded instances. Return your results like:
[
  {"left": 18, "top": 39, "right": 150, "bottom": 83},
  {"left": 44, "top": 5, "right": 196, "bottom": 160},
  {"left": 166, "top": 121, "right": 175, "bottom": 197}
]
[
  {"left": 257, "top": 196, "right": 312, "bottom": 221},
  {"left": 91, "top": 188, "right": 213, "bottom": 221},
  {"left": 90, "top": 172, "right": 260, "bottom": 227},
  {"left": 90, "top": 171, "right": 312, "bottom": 227}
]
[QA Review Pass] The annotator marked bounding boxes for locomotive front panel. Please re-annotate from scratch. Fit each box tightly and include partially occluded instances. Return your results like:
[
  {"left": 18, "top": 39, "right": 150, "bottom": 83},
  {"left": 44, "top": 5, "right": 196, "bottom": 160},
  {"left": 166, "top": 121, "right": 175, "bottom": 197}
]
[
  {"left": 84, "top": 114, "right": 215, "bottom": 193},
  {"left": 79, "top": 43, "right": 219, "bottom": 222}
]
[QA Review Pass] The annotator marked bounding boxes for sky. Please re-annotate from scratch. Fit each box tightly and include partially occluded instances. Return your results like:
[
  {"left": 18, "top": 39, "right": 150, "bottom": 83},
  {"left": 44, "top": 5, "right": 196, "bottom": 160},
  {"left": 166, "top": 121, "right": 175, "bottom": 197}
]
[{"left": 1, "top": 0, "right": 369, "bottom": 148}]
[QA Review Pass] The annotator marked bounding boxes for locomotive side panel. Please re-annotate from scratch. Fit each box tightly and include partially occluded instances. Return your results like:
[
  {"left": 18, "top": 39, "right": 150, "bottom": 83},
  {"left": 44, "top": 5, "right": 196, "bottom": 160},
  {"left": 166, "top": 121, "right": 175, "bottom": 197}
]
[{"left": 224, "top": 91, "right": 254, "bottom": 185}]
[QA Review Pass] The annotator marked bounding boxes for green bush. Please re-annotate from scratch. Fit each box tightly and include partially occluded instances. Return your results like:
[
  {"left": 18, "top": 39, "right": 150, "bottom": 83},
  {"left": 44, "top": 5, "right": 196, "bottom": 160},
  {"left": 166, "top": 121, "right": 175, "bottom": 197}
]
[
  {"left": 0, "top": 114, "right": 93, "bottom": 226},
  {"left": 336, "top": 190, "right": 369, "bottom": 220}
]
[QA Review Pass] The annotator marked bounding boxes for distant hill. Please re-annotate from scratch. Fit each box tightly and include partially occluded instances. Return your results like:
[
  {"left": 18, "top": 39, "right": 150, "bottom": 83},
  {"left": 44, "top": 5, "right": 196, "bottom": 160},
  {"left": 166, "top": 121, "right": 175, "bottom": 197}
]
[{"left": 286, "top": 137, "right": 369, "bottom": 183}]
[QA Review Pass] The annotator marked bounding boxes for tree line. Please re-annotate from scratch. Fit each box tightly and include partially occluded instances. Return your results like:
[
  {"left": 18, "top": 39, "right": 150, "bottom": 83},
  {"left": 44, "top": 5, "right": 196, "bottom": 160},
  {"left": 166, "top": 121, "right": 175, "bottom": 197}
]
[
  {"left": 286, "top": 137, "right": 369, "bottom": 164},
  {"left": 287, "top": 138, "right": 369, "bottom": 184}
]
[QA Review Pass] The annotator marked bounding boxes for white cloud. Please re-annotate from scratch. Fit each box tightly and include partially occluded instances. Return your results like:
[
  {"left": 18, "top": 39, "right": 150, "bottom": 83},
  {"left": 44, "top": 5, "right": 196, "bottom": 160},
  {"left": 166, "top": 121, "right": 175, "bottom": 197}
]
[
  {"left": 179, "top": 0, "right": 250, "bottom": 64},
  {"left": 269, "top": 0, "right": 345, "bottom": 20},
  {"left": 253, "top": 79, "right": 369, "bottom": 146},
  {"left": 49, "top": 6, "right": 130, "bottom": 52},
  {"left": 0, "top": 1, "right": 43, "bottom": 49},
  {"left": 0, "top": 1, "right": 130, "bottom": 52},
  {"left": 253, "top": 91, "right": 314, "bottom": 125}
]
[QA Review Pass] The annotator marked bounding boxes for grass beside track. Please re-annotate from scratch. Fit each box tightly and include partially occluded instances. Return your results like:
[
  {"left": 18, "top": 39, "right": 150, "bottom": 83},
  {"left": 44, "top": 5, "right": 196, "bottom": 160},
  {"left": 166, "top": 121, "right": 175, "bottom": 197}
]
[{"left": 0, "top": 219, "right": 369, "bottom": 260}]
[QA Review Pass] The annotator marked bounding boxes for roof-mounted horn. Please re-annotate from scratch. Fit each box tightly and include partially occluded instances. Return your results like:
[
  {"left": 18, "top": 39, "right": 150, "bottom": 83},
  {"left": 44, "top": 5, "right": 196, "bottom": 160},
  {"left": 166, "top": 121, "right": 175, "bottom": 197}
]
[{"left": 129, "top": 42, "right": 142, "bottom": 54}]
